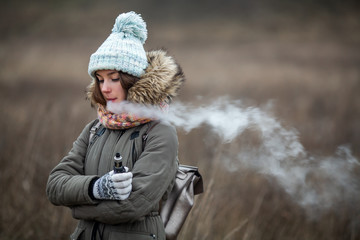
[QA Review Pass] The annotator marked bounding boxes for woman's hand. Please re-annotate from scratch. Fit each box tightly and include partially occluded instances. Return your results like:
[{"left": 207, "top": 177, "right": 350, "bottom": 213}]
[{"left": 93, "top": 169, "right": 133, "bottom": 200}]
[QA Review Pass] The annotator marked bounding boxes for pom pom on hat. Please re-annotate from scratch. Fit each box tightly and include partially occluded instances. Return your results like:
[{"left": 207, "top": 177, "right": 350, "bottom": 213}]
[
  {"left": 88, "top": 11, "right": 148, "bottom": 78},
  {"left": 112, "top": 11, "right": 147, "bottom": 44}
]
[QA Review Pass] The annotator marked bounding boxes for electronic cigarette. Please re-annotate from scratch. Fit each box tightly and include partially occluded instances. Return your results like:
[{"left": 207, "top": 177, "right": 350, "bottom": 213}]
[{"left": 114, "top": 153, "right": 126, "bottom": 173}]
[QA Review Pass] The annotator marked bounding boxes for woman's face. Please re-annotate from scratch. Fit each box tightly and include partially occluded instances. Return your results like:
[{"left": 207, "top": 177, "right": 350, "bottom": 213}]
[{"left": 95, "top": 70, "right": 126, "bottom": 103}]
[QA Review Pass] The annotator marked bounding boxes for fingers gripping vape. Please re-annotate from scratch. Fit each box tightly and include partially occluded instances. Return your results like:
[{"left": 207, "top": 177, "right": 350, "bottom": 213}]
[{"left": 114, "top": 153, "right": 126, "bottom": 173}]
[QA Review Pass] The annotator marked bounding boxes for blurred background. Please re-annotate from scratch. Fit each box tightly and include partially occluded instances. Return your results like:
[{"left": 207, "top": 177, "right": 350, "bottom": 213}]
[{"left": 0, "top": 0, "right": 359, "bottom": 239}]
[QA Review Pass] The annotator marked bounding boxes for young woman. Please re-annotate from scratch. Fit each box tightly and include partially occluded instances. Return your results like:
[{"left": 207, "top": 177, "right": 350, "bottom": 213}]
[{"left": 46, "top": 11, "right": 185, "bottom": 240}]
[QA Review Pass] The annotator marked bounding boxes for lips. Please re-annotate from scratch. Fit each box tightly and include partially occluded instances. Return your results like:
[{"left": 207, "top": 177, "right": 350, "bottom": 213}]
[{"left": 106, "top": 98, "right": 117, "bottom": 102}]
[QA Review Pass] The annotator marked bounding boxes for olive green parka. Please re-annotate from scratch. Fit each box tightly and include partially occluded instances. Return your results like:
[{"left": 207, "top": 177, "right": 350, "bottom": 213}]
[{"left": 46, "top": 50, "right": 185, "bottom": 240}]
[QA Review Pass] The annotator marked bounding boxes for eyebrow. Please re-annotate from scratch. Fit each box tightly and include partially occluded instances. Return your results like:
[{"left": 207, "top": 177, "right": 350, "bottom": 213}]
[{"left": 95, "top": 71, "right": 119, "bottom": 77}]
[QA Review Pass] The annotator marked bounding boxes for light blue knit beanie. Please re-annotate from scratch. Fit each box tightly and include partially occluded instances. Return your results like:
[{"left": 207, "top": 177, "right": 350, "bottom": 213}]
[{"left": 88, "top": 11, "right": 148, "bottom": 79}]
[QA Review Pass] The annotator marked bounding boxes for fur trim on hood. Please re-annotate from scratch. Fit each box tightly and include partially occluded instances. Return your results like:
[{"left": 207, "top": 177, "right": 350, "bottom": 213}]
[
  {"left": 87, "top": 49, "right": 185, "bottom": 106},
  {"left": 128, "top": 50, "right": 185, "bottom": 105}
]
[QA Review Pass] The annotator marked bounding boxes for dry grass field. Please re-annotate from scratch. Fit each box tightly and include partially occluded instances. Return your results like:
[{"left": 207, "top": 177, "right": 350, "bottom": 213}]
[{"left": 0, "top": 1, "right": 359, "bottom": 239}]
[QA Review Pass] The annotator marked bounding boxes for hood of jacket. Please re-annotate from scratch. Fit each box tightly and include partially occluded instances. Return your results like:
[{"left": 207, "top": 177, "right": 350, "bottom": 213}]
[{"left": 127, "top": 49, "right": 185, "bottom": 105}]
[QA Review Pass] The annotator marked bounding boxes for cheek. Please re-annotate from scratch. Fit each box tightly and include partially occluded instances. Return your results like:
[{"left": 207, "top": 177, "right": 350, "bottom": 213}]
[{"left": 116, "top": 85, "right": 127, "bottom": 100}]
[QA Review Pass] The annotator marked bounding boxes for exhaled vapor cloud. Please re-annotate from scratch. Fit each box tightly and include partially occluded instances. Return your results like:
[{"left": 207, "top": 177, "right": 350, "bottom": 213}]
[{"left": 108, "top": 97, "right": 360, "bottom": 215}]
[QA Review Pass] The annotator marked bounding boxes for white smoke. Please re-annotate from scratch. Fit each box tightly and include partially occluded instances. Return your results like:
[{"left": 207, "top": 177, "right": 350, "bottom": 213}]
[{"left": 107, "top": 98, "right": 360, "bottom": 213}]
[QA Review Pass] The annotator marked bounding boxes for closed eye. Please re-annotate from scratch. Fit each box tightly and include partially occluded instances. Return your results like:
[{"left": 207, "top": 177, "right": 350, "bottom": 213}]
[{"left": 112, "top": 78, "right": 120, "bottom": 82}]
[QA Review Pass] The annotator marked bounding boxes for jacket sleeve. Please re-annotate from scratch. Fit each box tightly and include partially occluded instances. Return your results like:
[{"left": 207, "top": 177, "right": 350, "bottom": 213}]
[
  {"left": 71, "top": 122, "right": 178, "bottom": 224},
  {"left": 46, "top": 120, "right": 99, "bottom": 206}
]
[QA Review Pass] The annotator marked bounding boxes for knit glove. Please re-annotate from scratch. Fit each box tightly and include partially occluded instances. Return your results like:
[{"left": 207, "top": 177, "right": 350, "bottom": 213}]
[{"left": 93, "top": 169, "right": 133, "bottom": 200}]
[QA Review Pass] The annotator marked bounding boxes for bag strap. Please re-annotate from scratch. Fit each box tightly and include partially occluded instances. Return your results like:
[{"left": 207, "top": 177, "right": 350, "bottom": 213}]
[
  {"left": 89, "top": 119, "right": 102, "bottom": 142},
  {"left": 142, "top": 120, "right": 160, "bottom": 151}
]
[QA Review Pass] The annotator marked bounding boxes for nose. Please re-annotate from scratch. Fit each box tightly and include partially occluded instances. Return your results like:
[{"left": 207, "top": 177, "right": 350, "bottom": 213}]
[{"left": 101, "top": 80, "right": 111, "bottom": 93}]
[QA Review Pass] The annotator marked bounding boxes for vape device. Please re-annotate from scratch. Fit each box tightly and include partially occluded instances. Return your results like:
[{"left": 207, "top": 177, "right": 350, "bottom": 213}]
[{"left": 114, "top": 153, "right": 126, "bottom": 173}]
